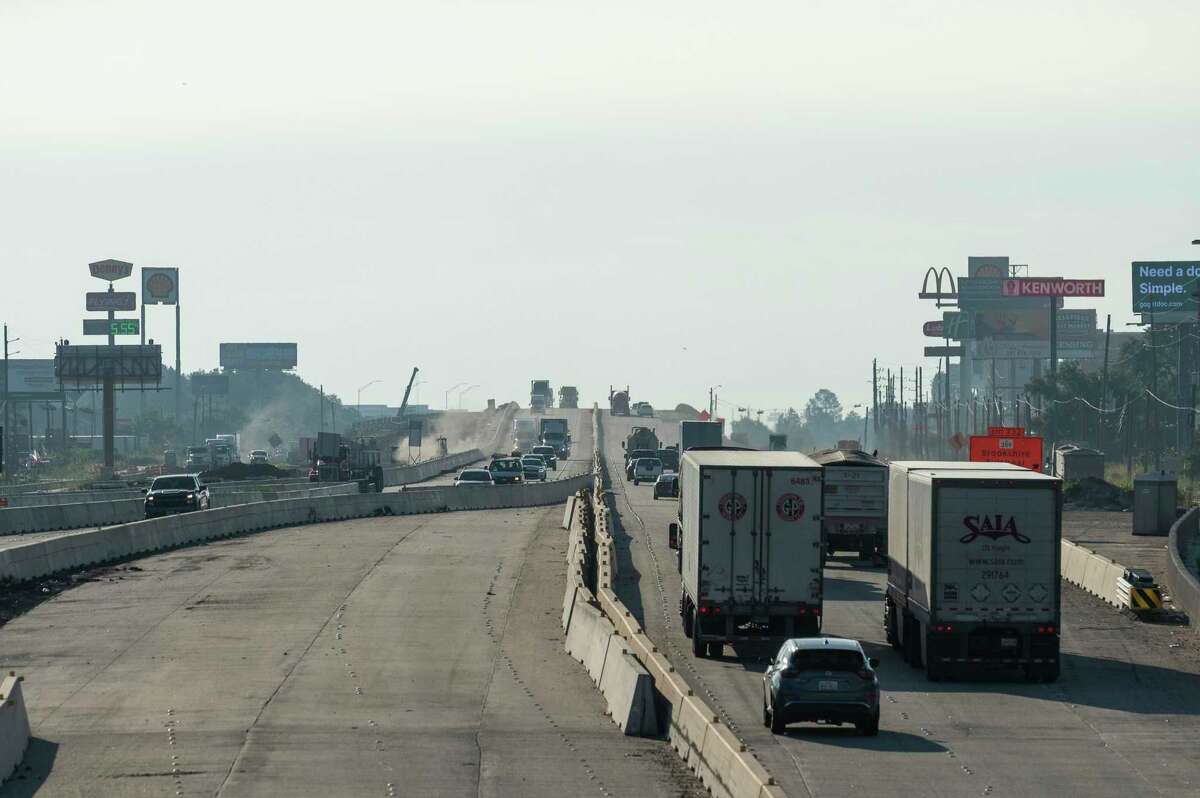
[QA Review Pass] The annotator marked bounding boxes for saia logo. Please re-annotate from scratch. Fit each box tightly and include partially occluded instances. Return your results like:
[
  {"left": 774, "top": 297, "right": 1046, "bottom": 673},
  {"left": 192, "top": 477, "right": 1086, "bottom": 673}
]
[{"left": 960, "top": 514, "right": 1031, "bottom": 544}]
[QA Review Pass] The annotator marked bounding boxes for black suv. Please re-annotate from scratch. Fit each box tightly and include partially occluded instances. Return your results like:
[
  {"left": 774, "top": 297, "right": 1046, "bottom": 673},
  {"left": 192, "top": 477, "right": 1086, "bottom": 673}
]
[{"left": 144, "top": 474, "right": 210, "bottom": 518}]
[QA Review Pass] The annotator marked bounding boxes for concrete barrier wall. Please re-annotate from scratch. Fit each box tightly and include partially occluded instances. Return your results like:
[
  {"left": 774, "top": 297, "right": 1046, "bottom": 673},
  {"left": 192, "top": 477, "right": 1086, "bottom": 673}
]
[
  {"left": 0, "top": 674, "right": 30, "bottom": 787},
  {"left": 381, "top": 449, "right": 483, "bottom": 488},
  {"left": 1166, "top": 507, "right": 1200, "bottom": 632},
  {"left": 554, "top": 408, "right": 782, "bottom": 795},
  {"left": 0, "top": 473, "right": 591, "bottom": 585},
  {"left": 0, "top": 498, "right": 145, "bottom": 537},
  {"left": 1061, "top": 538, "right": 1126, "bottom": 608}
]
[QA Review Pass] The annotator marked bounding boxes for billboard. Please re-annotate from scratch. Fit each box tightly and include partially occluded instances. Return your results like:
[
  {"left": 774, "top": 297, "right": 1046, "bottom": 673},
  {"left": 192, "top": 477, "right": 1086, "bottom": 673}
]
[
  {"left": 86, "top": 291, "right": 137, "bottom": 312},
  {"left": 969, "top": 432, "right": 1043, "bottom": 472},
  {"left": 219, "top": 343, "right": 298, "bottom": 370},
  {"left": 942, "top": 311, "right": 973, "bottom": 340},
  {"left": 958, "top": 278, "right": 1064, "bottom": 310},
  {"left": 0, "top": 359, "right": 64, "bottom": 399},
  {"left": 968, "top": 256, "right": 1009, "bottom": 278},
  {"left": 142, "top": 267, "right": 179, "bottom": 305},
  {"left": 191, "top": 373, "right": 230, "bottom": 395},
  {"left": 1131, "top": 261, "right": 1200, "bottom": 321},
  {"left": 55, "top": 345, "right": 163, "bottom": 387}
]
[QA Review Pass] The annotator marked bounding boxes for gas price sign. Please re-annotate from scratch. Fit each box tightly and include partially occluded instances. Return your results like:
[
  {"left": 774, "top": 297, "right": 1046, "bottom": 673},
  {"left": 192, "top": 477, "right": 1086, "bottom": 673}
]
[{"left": 82, "top": 318, "right": 140, "bottom": 337}]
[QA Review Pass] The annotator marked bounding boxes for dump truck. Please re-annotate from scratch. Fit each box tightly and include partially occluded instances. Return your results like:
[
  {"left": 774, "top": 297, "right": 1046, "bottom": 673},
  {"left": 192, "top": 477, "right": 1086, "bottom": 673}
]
[
  {"left": 669, "top": 450, "right": 824, "bottom": 657},
  {"left": 810, "top": 448, "right": 888, "bottom": 560},
  {"left": 539, "top": 417, "right": 570, "bottom": 458},
  {"left": 558, "top": 386, "right": 579, "bottom": 409},
  {"left": 679, "top": 420, "right": 723, "bottom": 452},
  {"left": 530, "top": 380, "right": 554, "bottom": 409},
  {"left": 609, "top": 386, "right": 630, "bottom": 416},
  {"left": 513, "top": 418, "right": 538, "bottom": 452},
  {"left": 310, "top": 432, "right": 384, "bottom": 491},
  {"left": 885, "top": 461, "right": 1061, "bottom": 683}
]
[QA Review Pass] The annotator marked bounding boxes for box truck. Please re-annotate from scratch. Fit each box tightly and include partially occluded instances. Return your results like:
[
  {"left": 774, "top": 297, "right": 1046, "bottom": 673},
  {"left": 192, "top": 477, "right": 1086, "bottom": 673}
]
[
  {"left": 669, "top": 450, "right": 824, "bottom": 658},
  {"left": 679, "top": 420, "right": 723, "bottom": 452},
  {"left": 884, "top": 462, "right": 1061, "bottom": 682}
]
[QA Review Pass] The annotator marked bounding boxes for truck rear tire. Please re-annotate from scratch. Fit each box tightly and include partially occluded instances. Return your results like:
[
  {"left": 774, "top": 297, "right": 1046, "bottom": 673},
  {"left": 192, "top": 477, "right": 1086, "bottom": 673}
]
[
  {"left": 904, "top": 615, "right": 923, "bottom": 668},
  {"left": 884, "top": 598, "right": 900, "bottom": 650},
  {"left": 692, "top": 627, "right": 706, "bottom": 658},
  {"left": 707, "top": 641, "right": 723, "bottom": 657}
]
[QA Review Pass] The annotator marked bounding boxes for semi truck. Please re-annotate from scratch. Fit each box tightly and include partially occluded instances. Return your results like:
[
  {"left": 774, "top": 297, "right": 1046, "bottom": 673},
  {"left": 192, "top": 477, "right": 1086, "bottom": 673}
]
[
  {"left": 810, "top": 448, "right": 888, "bottom": 561},
  {"left": 539, "top": 417, "right": 570, "bottom": 457},
  {"left": 670, "top": 450, "right": 825, "bottom": 658},
  {"left": 530, "top": 380, "right": 554, "bottom": 410},
  {"left": 558, "top": 386, "right": 579, "bottom": 409},
  {"left": 310, "top": 432, "right": 384, "bottom": 491},
  {"left": 679, "top": 420, "right": 723, "bottom": 452},
  {"left": 609, "top": 386, "right": 630, "bottom": 416},
  {"left": 513, "top": 418, "right": 538, "bottom": 451},
  {"left": 884, "top": 461, "right": 1061, "bottom": 683},
  {"left": 768, "top": 434, "right": 788, "bottom": 451},
  {"left": 622, "top": 426, "right": 660, "bottom": 465}
]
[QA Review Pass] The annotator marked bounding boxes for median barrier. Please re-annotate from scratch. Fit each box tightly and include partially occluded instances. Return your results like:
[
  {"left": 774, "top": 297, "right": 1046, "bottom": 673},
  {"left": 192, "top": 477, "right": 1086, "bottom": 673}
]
[
  {"left": 1166, "top": 507, "right": 1200, "bottom": 633},
  {"left": 0, "top": 673, "right": 30, "bottom": 787},
  {"left": 561, "top": 495, "right": 577, "bottom": 529},
  {"left": 1062, "top": 540, "right": 1088, "bottom": 586},
  {"left": 597, "top": 649, "right": 658, "bottom": 735},
  {"left": 0, "top": 471, "right": 590, "bottom": 584},
  {"left": 1081, "top": 552, "right": 1110, "bottom": 599}
]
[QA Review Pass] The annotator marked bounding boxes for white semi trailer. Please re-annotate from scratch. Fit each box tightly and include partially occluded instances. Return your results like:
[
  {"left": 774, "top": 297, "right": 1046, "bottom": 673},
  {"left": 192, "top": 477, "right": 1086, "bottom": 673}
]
[
  {"left": 670, "top": 450, "right": 824, "bottom": 658},
  {"left": 885, "top": 461, "right": 1062, "bottom": 683}
]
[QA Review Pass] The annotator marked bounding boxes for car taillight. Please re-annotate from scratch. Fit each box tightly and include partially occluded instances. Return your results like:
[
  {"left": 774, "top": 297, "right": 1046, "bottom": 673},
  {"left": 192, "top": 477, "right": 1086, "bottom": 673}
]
[{"left": 857, "top": 669, "right": 873, "bottom": 681}]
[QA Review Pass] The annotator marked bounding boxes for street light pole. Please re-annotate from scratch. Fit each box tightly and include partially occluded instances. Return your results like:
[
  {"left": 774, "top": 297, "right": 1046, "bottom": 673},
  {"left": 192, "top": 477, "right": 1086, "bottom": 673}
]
[
  {"left": 458, "top": 384, "right": 479, "bottom": 410},
  {"left": 357, "top": 379, "right": 382, "bottom": 415},
  {"left": 445, "top": 382, "right": 466, "bottom": 410}
]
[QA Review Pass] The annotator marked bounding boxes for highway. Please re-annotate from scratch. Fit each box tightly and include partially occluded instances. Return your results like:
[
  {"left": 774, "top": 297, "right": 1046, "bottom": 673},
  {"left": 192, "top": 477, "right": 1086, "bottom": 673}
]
[
  {"left": 0, "top": 409, "right": 706, "bottom": 797},
  {"left": 602, "top": 412, "right": 1200, "bottom": 798}
]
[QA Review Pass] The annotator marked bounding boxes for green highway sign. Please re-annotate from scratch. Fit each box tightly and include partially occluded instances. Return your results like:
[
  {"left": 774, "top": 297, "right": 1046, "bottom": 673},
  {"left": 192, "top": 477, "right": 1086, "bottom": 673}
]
[{"left": 82, "top": 318, "right": 140, "bottom": 336}]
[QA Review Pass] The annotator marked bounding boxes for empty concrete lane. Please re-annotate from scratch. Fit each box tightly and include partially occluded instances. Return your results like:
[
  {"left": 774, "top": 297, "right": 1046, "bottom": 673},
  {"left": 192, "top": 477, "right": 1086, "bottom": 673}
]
[{"left": 0, "top": 500, "right": 701, "bottom": 797}]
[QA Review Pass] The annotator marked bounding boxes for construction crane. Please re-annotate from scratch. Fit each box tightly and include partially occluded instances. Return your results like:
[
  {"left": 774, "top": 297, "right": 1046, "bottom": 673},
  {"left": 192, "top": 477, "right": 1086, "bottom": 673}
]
[{"left": 396, "top": 367, "right": 420, "bottom": 418}]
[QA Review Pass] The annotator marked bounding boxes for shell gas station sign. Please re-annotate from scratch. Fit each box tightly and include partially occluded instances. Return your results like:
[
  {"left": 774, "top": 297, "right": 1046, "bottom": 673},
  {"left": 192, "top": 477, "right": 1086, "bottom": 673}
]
[{"left": 969, "top": 427, "right": 1044, "bottom": 472}]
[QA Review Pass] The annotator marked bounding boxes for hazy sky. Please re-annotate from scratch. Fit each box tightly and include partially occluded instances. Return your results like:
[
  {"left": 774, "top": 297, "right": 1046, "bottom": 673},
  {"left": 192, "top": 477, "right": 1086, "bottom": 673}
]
[{"left": 2, "top": 1, "right": 1198, "bottom": 417}]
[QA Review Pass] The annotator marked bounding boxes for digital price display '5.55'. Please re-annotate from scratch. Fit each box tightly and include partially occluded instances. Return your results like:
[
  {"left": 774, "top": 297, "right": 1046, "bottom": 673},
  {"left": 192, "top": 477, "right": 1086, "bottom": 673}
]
[{"left": 82, "top": 318, "right": 140, "bottom": 336}]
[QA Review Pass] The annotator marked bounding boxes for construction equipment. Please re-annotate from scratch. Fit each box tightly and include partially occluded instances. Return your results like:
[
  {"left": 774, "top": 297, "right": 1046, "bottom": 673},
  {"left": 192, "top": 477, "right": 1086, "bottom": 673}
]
[
  {"left": 530, "top": 380, "right": 553, "bottom": 410},
  {"left": 396, "top": 367, "right": 420, "bottom": 419},
  {"left": 558, "top": 386, "right": 579, "bottom": 409}
]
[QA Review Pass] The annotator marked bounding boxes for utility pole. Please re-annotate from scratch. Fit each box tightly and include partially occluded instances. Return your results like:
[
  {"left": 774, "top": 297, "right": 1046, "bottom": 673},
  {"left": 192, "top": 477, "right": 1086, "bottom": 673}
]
[
  {"left": 1047, "top": 295, "right": 1058, "bottom": 472},
  {"left": 1100, "top": 314, "right": 1111, "bottom": 456},
  {"left": 2, "top": 324, "right": 9, "bottom": 477}
]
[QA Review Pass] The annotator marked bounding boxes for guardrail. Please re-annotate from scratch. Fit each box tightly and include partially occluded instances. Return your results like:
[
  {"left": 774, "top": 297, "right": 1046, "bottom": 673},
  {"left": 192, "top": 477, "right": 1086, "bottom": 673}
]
[
  {"left": 559, "top": 407, "right": 784, "bottom": 798},
  {"left": 1166, "top": 506, "right": 1200, "bottom": 631}
]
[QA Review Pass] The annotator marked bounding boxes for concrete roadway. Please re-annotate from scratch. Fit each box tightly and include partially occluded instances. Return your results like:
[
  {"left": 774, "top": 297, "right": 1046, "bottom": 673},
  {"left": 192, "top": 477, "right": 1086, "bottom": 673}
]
[
  {"left": 602, "top": 412, "right": 1200, "bottom": 798},
  {"left": 395, "top": 407, "right": 592, "bottom": 489},
  {"left": 0, "top": 414, "right": 703, "bottom": 797}
]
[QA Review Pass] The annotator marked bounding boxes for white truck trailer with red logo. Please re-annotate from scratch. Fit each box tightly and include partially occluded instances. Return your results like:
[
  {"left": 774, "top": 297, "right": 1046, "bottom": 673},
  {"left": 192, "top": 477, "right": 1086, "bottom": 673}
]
[
  {"left": 884, "top": 462, "right": 1062, "bottom": 683},
  {"left": 669, "top": 450, "right": 824, "bottom": 658}
]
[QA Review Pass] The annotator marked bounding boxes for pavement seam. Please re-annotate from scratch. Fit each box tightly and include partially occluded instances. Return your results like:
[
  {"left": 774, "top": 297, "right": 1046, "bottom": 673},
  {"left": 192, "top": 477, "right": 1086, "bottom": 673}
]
[{"left": 213, "top": 521, "right": 428, "bottom": 797}]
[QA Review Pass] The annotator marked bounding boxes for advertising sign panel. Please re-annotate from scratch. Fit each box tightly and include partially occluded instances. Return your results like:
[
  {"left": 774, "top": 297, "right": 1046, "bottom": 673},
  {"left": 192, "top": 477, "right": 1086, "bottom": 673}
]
[
  {"left": 942, "top": 311, "right": 973, "bottom": 340},
  {"left": 88, "top": 259, "right": 133, "bottom": 281},
  {"left": 0, "top": 359, "right": 64, "bottom": 399},
  {"left": 83, "top": 318, "right": 139, "bottom": 336},
  {"left": 54, "top": 345, "right": 163, "bottom": 387},
  {"left": 86, "top": 291, "right": 137, "bottom": 312},
  {"left": 191, "top": 374, "right": 230, "bottom": 395},
  {"left": 1131, "top": 261, "right": 1200, "bottom": 320},
  {"left": 925, "top": 345, "right": 963, "bottom": 358},
  {"left": 969, "top": 433, "right": 1044, "bottom": 472},
  {"left": 959, "top": 278, "right": 1064, "bottom": 309},
  {"left": 219, "top": 343, "right": 298, "bottom": 370},
  {"left": 1001, "top": 278, "right": 1104, "bottom": 298},
  {"left": 969, "top": 337, "right": 1098, "bottom": 360},
  {"left": 142, "top": 267, "right": 179, "bottom": 305},
  {"left": 923, "top": 320, "right": 944, "bottom": 337},
  {"left": 968, "top": 256, "right": 1009, "bottom": 278}
]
